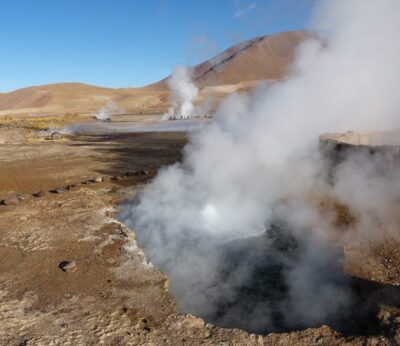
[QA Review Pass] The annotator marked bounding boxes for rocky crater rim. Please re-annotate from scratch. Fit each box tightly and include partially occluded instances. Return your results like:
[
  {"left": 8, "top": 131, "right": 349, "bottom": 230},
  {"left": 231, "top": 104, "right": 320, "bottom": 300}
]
[{"left": 320, "top": 130, "right": 400, "bottom": 147}]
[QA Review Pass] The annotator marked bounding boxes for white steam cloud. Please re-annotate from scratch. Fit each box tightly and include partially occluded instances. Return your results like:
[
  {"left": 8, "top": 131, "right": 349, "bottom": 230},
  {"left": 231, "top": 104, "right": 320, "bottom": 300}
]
[
  {"left": 121, "top": 0, "right": 400, "bottom": 333},
  {"left": 93, "top": 100, "right": 124, "bottom": 121},
  {"left": 164, "top": 66, "right": 199, "bottom": 120}
]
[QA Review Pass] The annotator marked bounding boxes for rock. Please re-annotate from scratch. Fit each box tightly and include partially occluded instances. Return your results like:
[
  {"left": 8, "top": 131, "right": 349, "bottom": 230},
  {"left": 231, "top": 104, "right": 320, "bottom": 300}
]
[
  {"left": 3, "top": 196, "right": 21, "bottom": 205},
  {"left": 50, "top": 132, "right": 61, "bottom": 140},
  {"left": 94, "top": 176, "right": 103, "bottom": 182},
  {"left": 203, "top": 329, "right": 211, "bottom": 338},
  {"left": 16, "top": 194, "right": 29, "bottom": 201},
  {"left": 104, "top": 210, "right": 115, "bottom": 218},
  {"left": 383, "top": 311, "right": 391, "bottom": 320},
  {"left": 71, "top": 183, "right": 82, "bottom": 188},
  {"left": 59, "top": 260, "right": 77, "bottom": 272},
  {"left": 33, "top": 191, "right": 46, "bottom": 197},
  {"left": 106, "top": 258, "right": 116, "bottom": 265},
  {"left": 111, "top": 175, "right": 123, "bottom": 181},
  {"left": 78, "top": 235, "right": 101, "bottom": 243},
  {"left": 53, "top": 188, "right": 66, "bottom": 194}
]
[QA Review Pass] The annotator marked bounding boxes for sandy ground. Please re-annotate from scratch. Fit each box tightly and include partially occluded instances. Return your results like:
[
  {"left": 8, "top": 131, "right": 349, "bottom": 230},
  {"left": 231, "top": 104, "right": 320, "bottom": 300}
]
[{"left": 0, "top": 128, "right": 400, "bottom": 345}]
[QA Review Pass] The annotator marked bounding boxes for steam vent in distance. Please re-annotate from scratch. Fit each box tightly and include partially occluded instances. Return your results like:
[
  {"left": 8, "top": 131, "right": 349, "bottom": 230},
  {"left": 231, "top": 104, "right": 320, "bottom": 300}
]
[{"left": 1, "top": 1, "right": 400, "bottom": 345}]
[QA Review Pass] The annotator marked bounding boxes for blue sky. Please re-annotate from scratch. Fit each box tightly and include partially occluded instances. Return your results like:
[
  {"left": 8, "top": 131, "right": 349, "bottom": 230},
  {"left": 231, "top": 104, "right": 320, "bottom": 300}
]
[{"left": 0, "top": 0, "right": 316, "bottom": 92}]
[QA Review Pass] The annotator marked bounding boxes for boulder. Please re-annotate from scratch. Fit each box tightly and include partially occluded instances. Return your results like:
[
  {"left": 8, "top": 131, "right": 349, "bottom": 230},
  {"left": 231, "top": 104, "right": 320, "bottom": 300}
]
[
  {"left": 50, "top": 132, "right": 62, "bottom": 140},
  {"left": 3, "top": 196, "right": 21, "bottom": 205},
  {"left": 106, "top": 258, "right": 116, "bottom": 265},
  {"left": 16, "top": 194, "right": 29, "bottom": 201},
  {"left": 59, "top": 260, "right": 77, "bottom": 272}
]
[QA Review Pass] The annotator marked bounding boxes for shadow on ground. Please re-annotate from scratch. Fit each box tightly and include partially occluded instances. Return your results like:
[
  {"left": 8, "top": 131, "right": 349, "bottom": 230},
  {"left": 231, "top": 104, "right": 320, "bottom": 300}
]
[{"left": 66, "top": 132, "right": 188, "bottom": 186}]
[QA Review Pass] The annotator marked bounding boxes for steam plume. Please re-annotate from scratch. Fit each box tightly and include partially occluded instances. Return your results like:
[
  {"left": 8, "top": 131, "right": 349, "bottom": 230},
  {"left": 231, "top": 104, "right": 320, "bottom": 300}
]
[
  {"left": 121, "top": 0, "right": 400, "bottom": 333},
  {"left": 93, "top": 100, "right": 124, "bottom": 121},
  {"left": 164, "top": 66, "right": 198, "bottom": 119}
]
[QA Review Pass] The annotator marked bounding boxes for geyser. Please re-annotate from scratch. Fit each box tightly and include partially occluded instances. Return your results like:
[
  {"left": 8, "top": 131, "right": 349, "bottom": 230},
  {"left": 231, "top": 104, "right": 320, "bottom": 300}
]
[
  {"left": 163, "top": 66, "right": 198, "bottom": 120},
  {"left": 120, "top": 0, "right": 400, "bottom": 334},
  {"left": 93, "top": 100, "right": 124, "bottom": 121}
]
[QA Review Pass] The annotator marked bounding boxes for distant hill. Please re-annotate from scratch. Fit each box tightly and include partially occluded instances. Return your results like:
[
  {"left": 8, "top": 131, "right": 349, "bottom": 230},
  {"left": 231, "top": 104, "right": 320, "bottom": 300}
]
[
  {"left": 150, "top": 30, "right": 309, "bottom": 90},
  {"left": 0, "top": 83, "right": 165, "bottom": 117},
  {"left": 0, "top": 31, "right": 309, "bottom": 117}
]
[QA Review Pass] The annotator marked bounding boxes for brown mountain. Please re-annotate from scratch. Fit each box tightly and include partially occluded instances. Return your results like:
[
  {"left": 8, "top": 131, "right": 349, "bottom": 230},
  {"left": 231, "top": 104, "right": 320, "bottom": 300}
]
[
  {"left": 0, "top": 30, "right": 309, "bottom": 117},
  {"left": 150, "top": 30, "right": 309, "bottom": 90}
]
